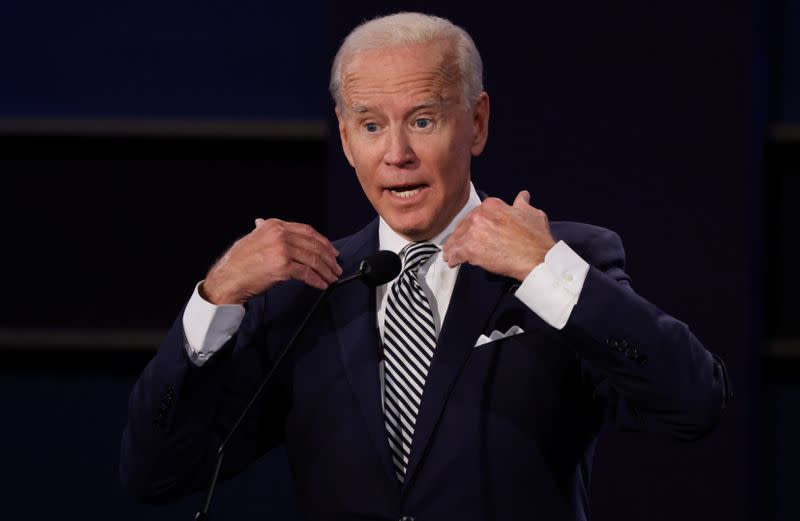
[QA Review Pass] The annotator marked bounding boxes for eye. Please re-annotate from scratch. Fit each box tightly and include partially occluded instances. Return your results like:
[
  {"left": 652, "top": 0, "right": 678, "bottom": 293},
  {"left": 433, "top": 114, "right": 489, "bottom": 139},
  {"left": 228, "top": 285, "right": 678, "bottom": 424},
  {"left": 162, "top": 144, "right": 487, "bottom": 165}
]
[
  {"left": 365, "top": 123, "right": 379, "bottom": 133},
  {"left": 414, "top": 118, "right": 432, "bottom": 129}
]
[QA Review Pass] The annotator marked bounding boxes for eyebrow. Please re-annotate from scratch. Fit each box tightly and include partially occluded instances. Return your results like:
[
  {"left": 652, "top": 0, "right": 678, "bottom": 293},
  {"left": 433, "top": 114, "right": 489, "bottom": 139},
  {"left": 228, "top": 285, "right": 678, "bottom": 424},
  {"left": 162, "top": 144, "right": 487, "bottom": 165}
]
[
  {"left": 350, "top": 104, "right": 371, "bottom": 114},
  {"left": 410, "top": 99, "right": 443, "bottom": 112},
  {"left": 348, "top": 98, "right": 444, "bottom": 116}
]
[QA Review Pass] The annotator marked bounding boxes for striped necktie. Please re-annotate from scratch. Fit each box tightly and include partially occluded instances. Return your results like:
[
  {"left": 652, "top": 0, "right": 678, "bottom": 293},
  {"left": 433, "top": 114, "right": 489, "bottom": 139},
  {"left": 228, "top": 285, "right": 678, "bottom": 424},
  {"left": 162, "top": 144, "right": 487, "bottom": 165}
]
[{"left": 382, "top": 241, "right": 440, "bottom": 483}]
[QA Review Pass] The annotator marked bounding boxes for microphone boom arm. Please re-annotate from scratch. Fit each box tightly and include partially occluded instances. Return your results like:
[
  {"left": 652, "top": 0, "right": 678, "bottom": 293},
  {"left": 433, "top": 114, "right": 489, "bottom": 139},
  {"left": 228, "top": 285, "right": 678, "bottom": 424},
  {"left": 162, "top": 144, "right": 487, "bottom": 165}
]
[
  {"left": 195, "top": 251, "right": 400, "bottom": 520},
  {"left": 196, "top": 284, "right": 333, "bottom": 520}
]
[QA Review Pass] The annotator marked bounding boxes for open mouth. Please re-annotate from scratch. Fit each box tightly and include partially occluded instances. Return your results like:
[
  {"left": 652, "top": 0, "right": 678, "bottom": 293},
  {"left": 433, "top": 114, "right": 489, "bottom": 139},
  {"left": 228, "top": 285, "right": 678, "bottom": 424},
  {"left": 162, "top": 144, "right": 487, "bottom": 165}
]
[{"left": 386, "top": 184, "right": 427, "bottom": 199}]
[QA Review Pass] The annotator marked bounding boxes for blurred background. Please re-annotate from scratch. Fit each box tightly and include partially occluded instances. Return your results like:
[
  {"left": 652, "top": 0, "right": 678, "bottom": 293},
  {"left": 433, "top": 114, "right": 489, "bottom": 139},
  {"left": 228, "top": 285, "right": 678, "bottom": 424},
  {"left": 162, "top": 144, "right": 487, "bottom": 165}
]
[{"left": 0, "top": 0, "right": 793, "bottom": 519}]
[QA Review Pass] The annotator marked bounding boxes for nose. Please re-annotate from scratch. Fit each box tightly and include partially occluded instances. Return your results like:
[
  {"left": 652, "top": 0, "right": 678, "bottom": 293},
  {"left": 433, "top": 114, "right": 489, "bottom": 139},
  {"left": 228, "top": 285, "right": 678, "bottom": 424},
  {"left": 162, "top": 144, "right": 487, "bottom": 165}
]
[{"left": 383, "top": 126, "right": 417, "bottom": 168}]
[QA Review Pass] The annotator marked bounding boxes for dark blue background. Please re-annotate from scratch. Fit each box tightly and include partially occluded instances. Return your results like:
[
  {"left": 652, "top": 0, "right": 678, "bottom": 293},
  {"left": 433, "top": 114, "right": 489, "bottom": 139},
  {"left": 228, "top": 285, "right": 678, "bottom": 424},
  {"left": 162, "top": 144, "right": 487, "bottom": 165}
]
[
  {"left": 775, "top": 0, "right": 800, "bottom": 121},
  {"left": 2, "top": 0, "right": 792, "bottom": 519},
  {"left": 0, "top": 1, "right": 329, "bottom": 119}
]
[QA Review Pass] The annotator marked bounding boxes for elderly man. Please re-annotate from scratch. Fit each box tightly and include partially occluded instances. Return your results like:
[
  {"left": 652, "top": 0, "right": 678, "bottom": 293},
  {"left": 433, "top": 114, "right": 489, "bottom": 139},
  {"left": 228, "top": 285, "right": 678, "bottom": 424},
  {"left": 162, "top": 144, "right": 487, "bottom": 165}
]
[{"left": 121, "top": 12, "right": 730, "bottom": 521}]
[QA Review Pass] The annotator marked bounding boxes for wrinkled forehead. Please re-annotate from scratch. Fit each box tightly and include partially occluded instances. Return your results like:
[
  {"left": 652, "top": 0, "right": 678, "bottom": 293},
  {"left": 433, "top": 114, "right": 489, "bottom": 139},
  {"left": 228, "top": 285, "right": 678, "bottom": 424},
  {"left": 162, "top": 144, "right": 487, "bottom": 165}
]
[{"left": 340, "top": 41, "right": 461, "bottom": 108}]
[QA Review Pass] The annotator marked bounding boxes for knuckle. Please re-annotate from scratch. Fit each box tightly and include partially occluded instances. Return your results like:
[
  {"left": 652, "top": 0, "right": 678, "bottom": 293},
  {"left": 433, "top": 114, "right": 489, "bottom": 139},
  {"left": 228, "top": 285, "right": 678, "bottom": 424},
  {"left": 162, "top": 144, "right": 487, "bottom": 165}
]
[
  {"left": 275, "top": 244, "right": 291, "bottom": 263},
  {"left": 472, "top": 212, "right": 487, "bottom": 227},
  {"left": 273, "top": 224, "right": 287, "bottom": 240}
]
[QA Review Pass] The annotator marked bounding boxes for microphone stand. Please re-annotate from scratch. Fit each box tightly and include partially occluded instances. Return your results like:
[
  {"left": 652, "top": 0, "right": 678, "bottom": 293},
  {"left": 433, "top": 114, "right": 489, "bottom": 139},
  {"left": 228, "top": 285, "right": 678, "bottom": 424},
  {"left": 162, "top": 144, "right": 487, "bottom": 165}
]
[{"left": 194, "top": 270, "right": 366, "bottom": 520}]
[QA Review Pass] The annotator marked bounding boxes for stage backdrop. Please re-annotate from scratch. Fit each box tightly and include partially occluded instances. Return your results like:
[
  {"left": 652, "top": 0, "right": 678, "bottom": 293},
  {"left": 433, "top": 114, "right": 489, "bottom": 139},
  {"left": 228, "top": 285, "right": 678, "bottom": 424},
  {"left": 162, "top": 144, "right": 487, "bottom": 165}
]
[{"left": 1, "top": 1, "right": 767, "bottom": 520}]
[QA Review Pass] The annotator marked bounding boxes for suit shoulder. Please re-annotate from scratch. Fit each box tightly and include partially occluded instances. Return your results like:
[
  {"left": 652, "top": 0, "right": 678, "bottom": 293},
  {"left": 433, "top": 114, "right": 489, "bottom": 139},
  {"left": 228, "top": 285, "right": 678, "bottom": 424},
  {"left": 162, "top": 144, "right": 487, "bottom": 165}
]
[
  {"left": 331, "top": 218, "right": 379, "bottom": 252},
  {"left": 550, "top": 221, "right": 626, "bottom": 270}
]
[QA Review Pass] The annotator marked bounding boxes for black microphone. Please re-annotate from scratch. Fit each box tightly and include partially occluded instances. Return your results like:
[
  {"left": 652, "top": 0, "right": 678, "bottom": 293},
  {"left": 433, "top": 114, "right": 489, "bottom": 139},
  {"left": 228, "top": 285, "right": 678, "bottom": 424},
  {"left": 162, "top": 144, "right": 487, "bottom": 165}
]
[
  {"left": 337, "top": 250, "right": 402, "bottom": 288},
  {"left": 195, "top": 251, "right": 400, "bottom": 521}
]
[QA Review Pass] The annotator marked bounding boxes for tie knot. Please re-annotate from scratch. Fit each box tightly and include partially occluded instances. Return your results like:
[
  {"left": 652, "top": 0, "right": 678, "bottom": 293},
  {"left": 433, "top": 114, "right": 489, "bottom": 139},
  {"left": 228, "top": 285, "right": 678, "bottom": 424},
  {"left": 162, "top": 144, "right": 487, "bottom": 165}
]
[{"left": 401, "top": 242, "right": 439, "bottom": 274}]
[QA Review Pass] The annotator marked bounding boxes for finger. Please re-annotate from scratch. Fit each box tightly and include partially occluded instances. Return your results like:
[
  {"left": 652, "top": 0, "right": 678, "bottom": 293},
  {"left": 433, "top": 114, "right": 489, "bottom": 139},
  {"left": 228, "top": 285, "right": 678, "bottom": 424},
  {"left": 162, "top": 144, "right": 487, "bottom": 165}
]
[
  {"left": 254, "top": 218, "right": 266, "bottom": 229},
  {"left": 288, "top": 261, "right": 328, "bottom": 290},
  {"left": 286, "top": 240, "right": 341, "bottom": 283},
  {"left": 445, "top": 206, "right": 480, "bottom": 249},
  {"left": 444, "top": 210, "right": 483, "bottom": 265},
  {"left": 444, "top": 244, "right": 464, "bottom": 268},
  {"left": 443, "top": 231, "right": 470, "bottom": 267},
  {"left": 512, "top": 190, "right": 531, "bottom": 208},
  {"left": 442, "top": 222, "right": 467, "bottom": 263},
  {"left": 288, "top": 232, "right": 343, "bottom": 278},
  {"left": 448, "top": 238, "right": 478, "bottom": 268},
  {"left": 285, "top": 222, "right": 340, "bottom": 257}
]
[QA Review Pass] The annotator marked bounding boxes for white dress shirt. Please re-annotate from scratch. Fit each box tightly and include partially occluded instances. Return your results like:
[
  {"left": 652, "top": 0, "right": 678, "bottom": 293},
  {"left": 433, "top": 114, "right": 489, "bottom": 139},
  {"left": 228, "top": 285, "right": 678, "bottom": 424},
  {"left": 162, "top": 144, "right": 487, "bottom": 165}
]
[{"left": 182, "top": 183, "right": 590, "bottom": 366}]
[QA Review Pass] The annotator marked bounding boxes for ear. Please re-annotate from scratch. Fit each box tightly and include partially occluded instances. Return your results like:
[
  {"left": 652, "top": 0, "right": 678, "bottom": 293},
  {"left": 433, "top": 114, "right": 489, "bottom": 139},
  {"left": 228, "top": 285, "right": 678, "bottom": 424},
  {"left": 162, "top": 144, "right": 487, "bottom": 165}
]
[
  {"left": 336, "top": 107, "right": 356, "bottom": 168},
  {"left": 470, "top": 92, "right": 490, "bottom": 157}
]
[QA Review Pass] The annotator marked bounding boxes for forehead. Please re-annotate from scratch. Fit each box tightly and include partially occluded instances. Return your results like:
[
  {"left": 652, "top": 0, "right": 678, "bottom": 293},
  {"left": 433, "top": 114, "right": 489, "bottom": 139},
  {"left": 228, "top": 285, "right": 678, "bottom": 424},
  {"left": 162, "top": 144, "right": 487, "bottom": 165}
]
[{"left": 341, "top": 41, "right": 460, "bottom": 109}]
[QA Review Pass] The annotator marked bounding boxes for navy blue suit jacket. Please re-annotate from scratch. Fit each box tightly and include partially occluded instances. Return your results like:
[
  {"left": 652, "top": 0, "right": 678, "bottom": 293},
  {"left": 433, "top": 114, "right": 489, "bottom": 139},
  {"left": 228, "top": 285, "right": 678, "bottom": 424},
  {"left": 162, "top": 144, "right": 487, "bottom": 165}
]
[{"left": 120, "top": 218, "right": 730, "bottom": 520}]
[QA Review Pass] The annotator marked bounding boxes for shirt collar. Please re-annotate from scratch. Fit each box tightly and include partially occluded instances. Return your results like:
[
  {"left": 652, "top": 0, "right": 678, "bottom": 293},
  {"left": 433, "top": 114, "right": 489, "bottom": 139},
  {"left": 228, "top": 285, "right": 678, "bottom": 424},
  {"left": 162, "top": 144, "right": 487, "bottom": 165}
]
[{"left": 378, "top": 182, "right": 481, "bottom": 256}]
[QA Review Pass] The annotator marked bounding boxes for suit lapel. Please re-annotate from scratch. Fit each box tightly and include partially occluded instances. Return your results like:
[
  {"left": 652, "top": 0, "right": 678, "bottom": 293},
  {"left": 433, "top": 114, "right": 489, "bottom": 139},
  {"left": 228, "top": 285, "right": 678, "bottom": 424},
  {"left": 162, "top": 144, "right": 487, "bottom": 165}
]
[
  {"left": 327, "top": 219, "right": 398, "bottom": 486},
  {"left": 402, "top": 262, "right": 513, "bottom": 488}
]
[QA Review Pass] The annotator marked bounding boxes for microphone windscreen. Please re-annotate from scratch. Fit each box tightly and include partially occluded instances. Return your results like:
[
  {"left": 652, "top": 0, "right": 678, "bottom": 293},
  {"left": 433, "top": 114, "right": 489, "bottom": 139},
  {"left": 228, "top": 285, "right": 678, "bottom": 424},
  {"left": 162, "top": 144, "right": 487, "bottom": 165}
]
[{"left": 359, "top": 251, "right": 401, "bottom": 287}]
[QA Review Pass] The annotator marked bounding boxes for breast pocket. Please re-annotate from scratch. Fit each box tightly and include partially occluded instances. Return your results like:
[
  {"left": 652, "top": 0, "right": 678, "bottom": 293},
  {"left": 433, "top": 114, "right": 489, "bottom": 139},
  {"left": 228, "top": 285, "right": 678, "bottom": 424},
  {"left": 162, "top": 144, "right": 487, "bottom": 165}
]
[
  {"left": 473, "top": 325, "right": 527, "bottom": 348},
  {"left": 458, "top": 324, "right": 589, "bottom": 434}
]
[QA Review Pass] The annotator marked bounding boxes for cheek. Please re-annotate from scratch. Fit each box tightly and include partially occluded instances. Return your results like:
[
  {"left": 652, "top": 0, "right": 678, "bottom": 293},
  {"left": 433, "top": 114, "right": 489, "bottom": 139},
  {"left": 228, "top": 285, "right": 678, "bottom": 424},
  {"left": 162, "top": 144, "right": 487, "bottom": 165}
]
[
  {"left": 425, "top": 130, "right": 471, "bottom": 178},
  {"left": 355, "top": 169, "right": 380, "bottom": 201},
  {"left": 350, "top": 148, "right": 382, "bottom": 190}
]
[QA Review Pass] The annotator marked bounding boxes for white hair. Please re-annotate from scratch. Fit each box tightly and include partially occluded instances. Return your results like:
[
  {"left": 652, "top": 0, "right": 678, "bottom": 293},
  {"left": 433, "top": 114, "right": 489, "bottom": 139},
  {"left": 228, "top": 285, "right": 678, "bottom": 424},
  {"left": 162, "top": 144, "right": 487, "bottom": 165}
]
[{"left": 330, "top": 12, "right": 484, "bottom": 110}]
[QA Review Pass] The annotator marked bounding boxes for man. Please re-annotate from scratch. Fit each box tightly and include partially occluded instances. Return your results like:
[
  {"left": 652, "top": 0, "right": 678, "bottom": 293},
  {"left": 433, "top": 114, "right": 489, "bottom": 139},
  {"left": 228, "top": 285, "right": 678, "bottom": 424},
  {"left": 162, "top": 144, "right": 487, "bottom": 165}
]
[{"left": 121, "top": 12, "right": 730, "bottom": 521}]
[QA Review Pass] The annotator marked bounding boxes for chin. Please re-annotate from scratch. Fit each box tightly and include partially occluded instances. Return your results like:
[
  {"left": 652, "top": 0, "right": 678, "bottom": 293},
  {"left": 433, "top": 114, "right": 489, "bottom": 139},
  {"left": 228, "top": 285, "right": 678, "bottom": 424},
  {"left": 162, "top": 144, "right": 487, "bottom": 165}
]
[{"left": 387, "top": 217, "right": 433, "bottom": 241}]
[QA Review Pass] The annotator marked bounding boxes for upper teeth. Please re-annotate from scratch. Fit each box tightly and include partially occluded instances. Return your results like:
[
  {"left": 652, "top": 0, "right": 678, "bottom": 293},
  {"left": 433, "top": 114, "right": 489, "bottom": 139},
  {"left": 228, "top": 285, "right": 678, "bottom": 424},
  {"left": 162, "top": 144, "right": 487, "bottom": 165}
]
[{"left": 391, "top": 188, "right": 420, "bottom": 198}]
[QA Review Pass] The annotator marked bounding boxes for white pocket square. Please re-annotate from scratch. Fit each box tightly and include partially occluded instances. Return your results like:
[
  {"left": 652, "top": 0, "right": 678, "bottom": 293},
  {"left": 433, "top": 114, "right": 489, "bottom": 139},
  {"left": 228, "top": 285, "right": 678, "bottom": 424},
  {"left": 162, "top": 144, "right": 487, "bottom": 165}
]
[{"left": 474, "top": 326, "right": 525, "bottom": 347}]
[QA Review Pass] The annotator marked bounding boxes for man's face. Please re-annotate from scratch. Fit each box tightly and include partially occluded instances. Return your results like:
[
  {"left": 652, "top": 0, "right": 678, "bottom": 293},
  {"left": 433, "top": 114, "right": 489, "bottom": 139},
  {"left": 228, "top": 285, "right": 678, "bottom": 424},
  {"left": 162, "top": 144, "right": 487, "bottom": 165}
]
[{"left": 336, "top": 40, "right": 489, "bottom": 241}]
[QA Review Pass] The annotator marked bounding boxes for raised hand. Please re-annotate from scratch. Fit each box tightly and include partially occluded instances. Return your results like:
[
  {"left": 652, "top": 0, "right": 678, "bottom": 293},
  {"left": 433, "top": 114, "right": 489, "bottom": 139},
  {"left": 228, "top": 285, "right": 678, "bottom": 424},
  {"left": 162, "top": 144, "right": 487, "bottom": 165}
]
[
  {"left": 442, "top": 190, "right": 556, "bottom": 281},
  {"left": 201, "top": 218, "right": 342, "bottom": 305}
]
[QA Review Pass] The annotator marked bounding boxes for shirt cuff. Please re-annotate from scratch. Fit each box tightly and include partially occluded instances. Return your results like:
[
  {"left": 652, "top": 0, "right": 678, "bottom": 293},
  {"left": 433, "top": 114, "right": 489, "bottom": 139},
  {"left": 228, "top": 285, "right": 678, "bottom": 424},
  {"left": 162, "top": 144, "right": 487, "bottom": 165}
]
[
  {"left": 514, "top": 240, "right": 590, "bottom": 329},
  {"left": 182, "top": 281, "right": 246, "bottom": 366}
]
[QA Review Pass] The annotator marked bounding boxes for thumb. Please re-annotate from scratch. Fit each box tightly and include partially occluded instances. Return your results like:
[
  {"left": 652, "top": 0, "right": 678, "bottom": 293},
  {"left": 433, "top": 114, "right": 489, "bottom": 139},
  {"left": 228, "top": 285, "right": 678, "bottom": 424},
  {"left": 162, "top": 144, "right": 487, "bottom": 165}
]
[{"left": 513, "top": 190, "right": 531, "bottom": 208}]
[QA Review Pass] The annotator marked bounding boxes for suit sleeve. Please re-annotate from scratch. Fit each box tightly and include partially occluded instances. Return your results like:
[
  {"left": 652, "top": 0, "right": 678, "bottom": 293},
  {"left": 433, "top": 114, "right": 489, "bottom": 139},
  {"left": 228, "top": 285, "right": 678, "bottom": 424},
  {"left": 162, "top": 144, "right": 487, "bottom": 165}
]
[
  {"left": 119, "top": 292, "right": 289, "bottom": 502},
  {"left": 559, "top": 228, "right": 732, "bottom": 440}
]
